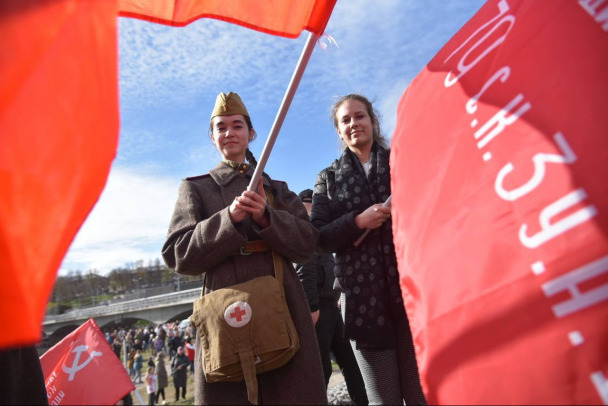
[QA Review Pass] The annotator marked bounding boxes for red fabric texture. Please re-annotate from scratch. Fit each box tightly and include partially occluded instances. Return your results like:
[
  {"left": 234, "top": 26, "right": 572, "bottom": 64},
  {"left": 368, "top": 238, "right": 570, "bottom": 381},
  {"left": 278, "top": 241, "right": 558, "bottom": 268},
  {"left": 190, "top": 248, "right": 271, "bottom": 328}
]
[
  {"left": 390, "top": 0, "right": 608, "bottom": 404},
  {"left": 0, "top": 0, "right": 119, "bottom": 350},
  {"left": 185, "top": 343, "right": 195, "bottom": 361},
  {"left": 40, "top": 319, "right": 135, "bottom": 405},
  {"left": 117, "top": 0, "right": 337, "bottom": 38}
]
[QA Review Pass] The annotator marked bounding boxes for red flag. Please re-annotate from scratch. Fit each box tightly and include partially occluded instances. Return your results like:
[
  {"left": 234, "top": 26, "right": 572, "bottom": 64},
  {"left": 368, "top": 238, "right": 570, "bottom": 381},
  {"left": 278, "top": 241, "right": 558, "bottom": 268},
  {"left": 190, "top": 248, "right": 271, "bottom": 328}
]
[
  {"left": 117, "top": 0, "right": 337, "bottom": 38},
  {"left": 40, "top": 319, "right": 134, "bottom": 405},
  {"left": 391, "top": 0, "right": 608, "bottom": 404},
  {"left": 0, "top": 0, "right": 119, "bottom": 350}
]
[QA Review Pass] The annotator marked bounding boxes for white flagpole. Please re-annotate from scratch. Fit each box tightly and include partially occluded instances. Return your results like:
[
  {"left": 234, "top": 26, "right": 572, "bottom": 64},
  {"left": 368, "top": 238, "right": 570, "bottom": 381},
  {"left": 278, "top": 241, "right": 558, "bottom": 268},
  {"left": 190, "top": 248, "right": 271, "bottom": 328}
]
[
  {"left": 247, "top": 32, "right": 319, "bottom": 192},
  {"left": 353, "top": 195, "right": 392, "bottom": 248},
  {"left": 132, "top": 389, "right": 146, "bottom": 405}
]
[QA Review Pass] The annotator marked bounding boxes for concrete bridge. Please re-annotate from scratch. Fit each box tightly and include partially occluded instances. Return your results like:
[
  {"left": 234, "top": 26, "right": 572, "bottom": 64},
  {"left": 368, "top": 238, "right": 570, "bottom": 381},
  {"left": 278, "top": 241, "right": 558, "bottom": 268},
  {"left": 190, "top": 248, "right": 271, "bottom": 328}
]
[{"left": 42, "top": 288, "right": 201, "bottom": 347}]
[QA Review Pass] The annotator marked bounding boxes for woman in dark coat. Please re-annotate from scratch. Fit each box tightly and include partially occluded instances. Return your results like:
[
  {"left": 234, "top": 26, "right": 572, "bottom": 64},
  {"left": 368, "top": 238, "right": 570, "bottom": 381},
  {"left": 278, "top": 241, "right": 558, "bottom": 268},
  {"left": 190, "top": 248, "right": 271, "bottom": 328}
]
[
  {"left": 311, "top": 94, "right": 426, "bottom": 405},
  {"left": 155, "top": 352, "right": 168, "bottom": 404},
  {"left": 162, "top": 92, "right": 326, "bottom": 405}
]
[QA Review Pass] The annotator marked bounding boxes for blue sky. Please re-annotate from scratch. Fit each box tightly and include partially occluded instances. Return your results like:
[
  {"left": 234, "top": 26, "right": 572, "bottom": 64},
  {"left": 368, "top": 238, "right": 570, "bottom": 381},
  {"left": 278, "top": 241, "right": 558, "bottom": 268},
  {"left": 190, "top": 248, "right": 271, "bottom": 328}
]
[{"left": 59, "top": 0, "right": 486, "bottom": 275}]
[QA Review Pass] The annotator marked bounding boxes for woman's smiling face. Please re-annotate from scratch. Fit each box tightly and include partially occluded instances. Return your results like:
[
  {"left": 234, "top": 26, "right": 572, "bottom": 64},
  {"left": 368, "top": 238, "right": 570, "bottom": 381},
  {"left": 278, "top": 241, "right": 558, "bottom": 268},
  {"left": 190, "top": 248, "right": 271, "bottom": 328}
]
[
  {"left": 335, "top": 99, "right": 373, "bottom": 150},
  {"left": 210, "top": 114, "right": 253, "bottom": 162}
]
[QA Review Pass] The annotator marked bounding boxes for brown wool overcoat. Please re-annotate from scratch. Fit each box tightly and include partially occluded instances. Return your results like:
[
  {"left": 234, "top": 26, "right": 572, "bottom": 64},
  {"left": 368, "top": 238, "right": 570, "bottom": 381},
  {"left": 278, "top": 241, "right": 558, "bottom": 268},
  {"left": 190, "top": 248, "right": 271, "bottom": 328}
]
[{"left": 162, "top": 162, "right": 327, "bottom": 405}]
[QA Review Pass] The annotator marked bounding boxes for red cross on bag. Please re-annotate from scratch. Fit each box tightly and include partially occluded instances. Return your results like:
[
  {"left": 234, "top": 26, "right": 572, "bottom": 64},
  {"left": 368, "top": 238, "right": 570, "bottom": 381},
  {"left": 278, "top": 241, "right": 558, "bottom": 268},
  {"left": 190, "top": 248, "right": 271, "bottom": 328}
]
[{"left": 224, "top": 301, "right": 252, "bottom": 328}]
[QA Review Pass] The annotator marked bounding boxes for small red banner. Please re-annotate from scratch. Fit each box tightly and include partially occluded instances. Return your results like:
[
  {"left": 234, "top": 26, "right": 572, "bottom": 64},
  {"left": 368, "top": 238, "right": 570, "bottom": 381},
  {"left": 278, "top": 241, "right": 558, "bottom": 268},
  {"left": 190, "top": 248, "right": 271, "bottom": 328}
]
[{"left": 40, "top": 319, "right": 134, "bottom": 405}]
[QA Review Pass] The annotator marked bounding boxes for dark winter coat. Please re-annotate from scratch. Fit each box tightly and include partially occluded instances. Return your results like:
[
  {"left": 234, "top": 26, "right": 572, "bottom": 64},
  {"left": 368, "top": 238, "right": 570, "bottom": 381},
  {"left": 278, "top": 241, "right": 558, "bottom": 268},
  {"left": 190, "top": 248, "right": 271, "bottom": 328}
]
[
  {"left": 171, "top": 353, "right": 190, "bottom": 387},
  {"left": 295, "top": 253, "right": 340, "bottom": 312},
  {"left": 311, "top": 143, "right": 407, "bottom": 349},
  {"left": 162, "top": 162, "right": 327, "bottom": 405},
  {"left": 156, "top": 356, "right": 168, "bottom": 389},
  {"left": 170, "top": 335, "right": 183, "bottom": 352},
  {"left": 0, "top": 345, "right": 47, "bottom": 405}
]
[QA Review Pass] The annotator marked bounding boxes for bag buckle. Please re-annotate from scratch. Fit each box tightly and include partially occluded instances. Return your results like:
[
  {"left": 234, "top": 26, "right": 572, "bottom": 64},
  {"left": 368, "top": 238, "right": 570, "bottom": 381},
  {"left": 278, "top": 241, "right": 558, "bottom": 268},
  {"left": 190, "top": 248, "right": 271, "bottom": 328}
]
[{"left": 240, "top": 246, "right": 252, "bottom": 256}]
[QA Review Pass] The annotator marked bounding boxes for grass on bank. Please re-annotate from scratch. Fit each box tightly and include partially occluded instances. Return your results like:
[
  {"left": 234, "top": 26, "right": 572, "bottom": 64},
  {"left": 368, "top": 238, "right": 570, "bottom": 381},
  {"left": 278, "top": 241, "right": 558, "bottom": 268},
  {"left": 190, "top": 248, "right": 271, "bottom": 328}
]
[{"left": 128, "top": 347, "right": 195, "bottom": 406}]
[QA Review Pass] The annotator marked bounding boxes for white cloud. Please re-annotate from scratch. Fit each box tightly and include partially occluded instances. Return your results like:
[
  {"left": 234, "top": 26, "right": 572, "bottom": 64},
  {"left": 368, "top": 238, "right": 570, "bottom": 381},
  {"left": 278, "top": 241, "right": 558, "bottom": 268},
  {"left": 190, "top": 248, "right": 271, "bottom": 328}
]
[
  {"left": 379, "top": 79, "right": 411, "bottom": 140},
  {"left": 59, "top": 165, "right": 178, "bottom": 275},
  {"left": 118, "top": 17, "right": 302, "bottom": 110}
]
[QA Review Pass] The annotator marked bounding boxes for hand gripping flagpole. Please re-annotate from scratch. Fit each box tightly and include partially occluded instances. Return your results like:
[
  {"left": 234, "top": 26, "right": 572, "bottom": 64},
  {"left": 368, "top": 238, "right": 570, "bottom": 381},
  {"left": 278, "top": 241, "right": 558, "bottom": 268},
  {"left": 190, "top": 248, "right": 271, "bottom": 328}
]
[
  {"left": 247, "top": 32, "right": 319, "bottom": 192},
  {"left": 353, "top": 195, "right": 392, "bottom": 248}
]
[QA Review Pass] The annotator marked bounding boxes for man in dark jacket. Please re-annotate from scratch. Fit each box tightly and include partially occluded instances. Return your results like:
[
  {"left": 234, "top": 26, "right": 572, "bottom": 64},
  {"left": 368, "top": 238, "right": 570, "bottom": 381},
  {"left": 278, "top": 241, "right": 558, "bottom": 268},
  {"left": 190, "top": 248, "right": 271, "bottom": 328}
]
[
  {"left": 171, "top": 346, "right": 190, "bottom": 401},
  {"left": 296, "top": 189, "right": 368, "bottom": 405}
]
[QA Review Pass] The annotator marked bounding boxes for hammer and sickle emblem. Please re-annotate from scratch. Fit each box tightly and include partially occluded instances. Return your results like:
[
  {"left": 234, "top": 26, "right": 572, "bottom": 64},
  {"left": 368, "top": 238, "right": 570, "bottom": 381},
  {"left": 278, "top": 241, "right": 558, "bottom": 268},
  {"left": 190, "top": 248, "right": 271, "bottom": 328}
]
[{"left": 62, "top": 345, "right": 102, "bottom": 381}]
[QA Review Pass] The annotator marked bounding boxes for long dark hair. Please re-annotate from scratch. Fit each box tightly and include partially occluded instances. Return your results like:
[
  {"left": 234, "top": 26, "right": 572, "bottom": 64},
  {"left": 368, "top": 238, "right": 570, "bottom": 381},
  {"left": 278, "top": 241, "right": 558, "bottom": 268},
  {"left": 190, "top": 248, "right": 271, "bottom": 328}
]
[{"left": 330, "top": 94, "right": 388, "bottom": 149}]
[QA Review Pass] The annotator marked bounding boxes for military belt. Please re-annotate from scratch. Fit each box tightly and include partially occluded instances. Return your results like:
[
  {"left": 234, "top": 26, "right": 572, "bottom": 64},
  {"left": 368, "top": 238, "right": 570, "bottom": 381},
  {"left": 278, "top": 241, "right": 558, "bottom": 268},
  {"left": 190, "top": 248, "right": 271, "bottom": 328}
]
[{"left": 233, "top": 240, "right": 269, "bottom": 256}]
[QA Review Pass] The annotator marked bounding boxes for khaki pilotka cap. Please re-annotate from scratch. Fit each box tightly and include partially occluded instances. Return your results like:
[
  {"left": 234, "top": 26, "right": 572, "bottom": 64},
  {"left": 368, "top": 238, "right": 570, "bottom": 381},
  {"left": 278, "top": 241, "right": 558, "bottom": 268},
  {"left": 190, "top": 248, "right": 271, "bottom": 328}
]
[{"left": 210, "top": 92, "right": 250, "bottom": 120}]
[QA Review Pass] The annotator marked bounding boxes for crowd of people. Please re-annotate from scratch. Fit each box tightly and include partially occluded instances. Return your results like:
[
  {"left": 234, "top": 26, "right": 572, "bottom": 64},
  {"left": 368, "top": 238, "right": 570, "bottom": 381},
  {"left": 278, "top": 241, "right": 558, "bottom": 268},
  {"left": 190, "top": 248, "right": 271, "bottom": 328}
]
[
  {"left": 106, "top": 321, "right": 197, "bottom": 405},
  {"left": 159, "top": 92, "right": 426, "bottom": 405}
]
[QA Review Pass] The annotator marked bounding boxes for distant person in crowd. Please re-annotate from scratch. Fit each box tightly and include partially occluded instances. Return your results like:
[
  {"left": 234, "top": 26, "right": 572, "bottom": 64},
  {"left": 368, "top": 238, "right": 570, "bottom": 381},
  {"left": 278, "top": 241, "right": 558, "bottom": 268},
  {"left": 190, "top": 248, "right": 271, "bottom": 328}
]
[
  {"left": 143, "top": 327, "right": 151, "bottom": 351},
  {"left": 133, "top": 338, "right": 143, "bottom": 352},
  {"left": 155, "top": 352, "right": 168, "bottom": 405},
  {"left": 170, "top": 330, "right": 183, "bottom": 359},
  {"left": 126, "top": 329, "right": 134, "bottom": 351},
  {"left": 167, "top": 329, "right": 176, "bottom": 360},
  {"left": 296, "top": 188, "right": 369, "bottom": 405},
  {"left": 161, "top": 91, "right": 326, "bottom": 404},
  {"left": 127, "top": 349, "right": 136, "bottom": 380},
  {"left": 145, "top": 366, "right": 158, "bottom": 406},
  {"left": 184, "top": 336, "right": 195, "bottom": 374},
  {"left": 147, "top": 356, "right": 156, "bottom": 369},
  {"left": 171, "top": 346, "right": 190, "bottom": 402},
  {"left": 134, "top": 349, "right": 144, "bottom": 384},
  {"left": 153, "top": 334, "right": 165, "bottom": 356},
  {"left": 135, "top": 328, "right": 144, "bottom": 346},
  {"left": 157, "top": 324, "right": 167, "bottom": 341},
  {"left": 112, "top": 335, "right": 122, "bottom": 358},
  {"left": 311, "top": 94, "right": 426, "bottom": 405}
]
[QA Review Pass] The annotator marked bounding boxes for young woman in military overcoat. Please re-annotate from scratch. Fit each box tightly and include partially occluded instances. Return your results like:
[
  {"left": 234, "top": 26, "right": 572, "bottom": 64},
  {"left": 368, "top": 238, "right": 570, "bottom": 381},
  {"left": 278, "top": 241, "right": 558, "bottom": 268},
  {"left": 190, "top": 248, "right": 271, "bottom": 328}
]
[
  {"left": 311, "top": 94, "right": 426, "bottom": 405},
  {"left": 162, "top": 92, "right": 326, "bottom": 405}
]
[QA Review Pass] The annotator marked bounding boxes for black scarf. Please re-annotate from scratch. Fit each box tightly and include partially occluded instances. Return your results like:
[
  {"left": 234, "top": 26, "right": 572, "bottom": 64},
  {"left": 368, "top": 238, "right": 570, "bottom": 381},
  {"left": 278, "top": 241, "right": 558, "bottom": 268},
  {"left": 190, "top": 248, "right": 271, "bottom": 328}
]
[{"left": 334, "top": 143, "right": 406, "bottom": 349}]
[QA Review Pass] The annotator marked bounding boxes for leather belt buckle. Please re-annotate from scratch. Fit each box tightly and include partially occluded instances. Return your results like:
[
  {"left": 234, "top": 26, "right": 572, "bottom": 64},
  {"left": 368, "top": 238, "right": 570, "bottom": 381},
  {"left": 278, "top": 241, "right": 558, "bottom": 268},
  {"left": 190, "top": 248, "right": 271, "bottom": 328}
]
[{"left": 239, "top": 246, "right": 252, "bottom": 256}]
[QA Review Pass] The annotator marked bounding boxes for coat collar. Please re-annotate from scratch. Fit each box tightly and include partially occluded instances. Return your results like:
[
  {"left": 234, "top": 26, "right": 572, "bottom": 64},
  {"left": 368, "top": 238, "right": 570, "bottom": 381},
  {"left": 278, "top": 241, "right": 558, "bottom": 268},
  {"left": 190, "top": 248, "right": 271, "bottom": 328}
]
[
  {"left": 332, "top": 142, "right": 387, "bottom": 176},
  {"left": 209, "top": 161, "right": 272, "bottom": 189}
]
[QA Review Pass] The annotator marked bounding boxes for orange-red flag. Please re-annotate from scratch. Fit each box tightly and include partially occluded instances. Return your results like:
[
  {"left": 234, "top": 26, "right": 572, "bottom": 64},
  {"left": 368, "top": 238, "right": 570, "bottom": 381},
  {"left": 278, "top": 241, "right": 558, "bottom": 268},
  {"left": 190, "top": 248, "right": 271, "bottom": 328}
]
[
  {"left": 40, "top": 319, "right": 134, "bottom": 405},
  {"left": 391, "top": 0, "right": 608, "bottom": 404},
  {"left": 117, "top": 0, "right": 336, "bottom": 38},
  {"left": 0, "top": 0, "right": 119, "bottom": 350}
]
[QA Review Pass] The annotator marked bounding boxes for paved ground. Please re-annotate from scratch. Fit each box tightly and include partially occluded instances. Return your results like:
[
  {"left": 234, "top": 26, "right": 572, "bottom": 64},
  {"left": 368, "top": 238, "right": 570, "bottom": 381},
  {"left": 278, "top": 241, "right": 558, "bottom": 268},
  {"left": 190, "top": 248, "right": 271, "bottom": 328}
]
[{"left": 329, "top": 369, "right": 346, "bottom": 388}]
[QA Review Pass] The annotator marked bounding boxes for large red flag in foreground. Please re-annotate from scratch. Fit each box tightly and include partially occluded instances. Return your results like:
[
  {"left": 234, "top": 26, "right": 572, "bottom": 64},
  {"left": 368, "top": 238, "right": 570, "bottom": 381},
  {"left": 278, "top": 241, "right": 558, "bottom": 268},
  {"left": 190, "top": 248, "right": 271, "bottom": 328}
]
[
  {"left": 0, "top": 1, "right": 119, "bottom": 350},
  {"left": 40, "top": 319, "right": 134, "bottom": 405},
  {"left": 391, "top": 0, "right": 608, "bottom": 404},
  {"left": 0, "top": 0, "right": 335, "bottom": 350}
]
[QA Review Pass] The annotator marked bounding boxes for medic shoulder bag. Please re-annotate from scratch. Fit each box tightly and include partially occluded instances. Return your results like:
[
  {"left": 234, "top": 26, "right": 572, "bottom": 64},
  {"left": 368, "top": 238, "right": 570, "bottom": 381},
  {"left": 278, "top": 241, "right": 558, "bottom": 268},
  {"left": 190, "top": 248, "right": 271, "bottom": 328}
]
[
  {"left": 189, "top": 193, "right": 299, "bottom": 405},
  {"left": 189, "top": 251, "right": 299, "bottom": 405}
]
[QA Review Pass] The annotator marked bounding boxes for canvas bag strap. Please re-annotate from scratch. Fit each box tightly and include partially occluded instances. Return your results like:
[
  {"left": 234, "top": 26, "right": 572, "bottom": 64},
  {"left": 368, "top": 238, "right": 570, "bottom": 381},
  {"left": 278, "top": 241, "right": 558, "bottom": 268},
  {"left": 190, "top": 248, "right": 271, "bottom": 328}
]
[
  {"left": 238, "top": 343, "right": 259, "bottom": 404},
  {"left": 201, "top": 185, "right": 283, "bottom": 297},
  {"left": 266, "top": 189, "right": 285, "bottom": 287}
]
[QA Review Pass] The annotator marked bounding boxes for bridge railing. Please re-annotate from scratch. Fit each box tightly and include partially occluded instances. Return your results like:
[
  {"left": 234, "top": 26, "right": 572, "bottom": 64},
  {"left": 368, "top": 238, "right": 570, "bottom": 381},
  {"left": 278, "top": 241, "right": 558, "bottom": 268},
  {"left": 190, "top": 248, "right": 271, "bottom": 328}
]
[{"left": 43, "top": 288, "right": 201, "bottom": 324}]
